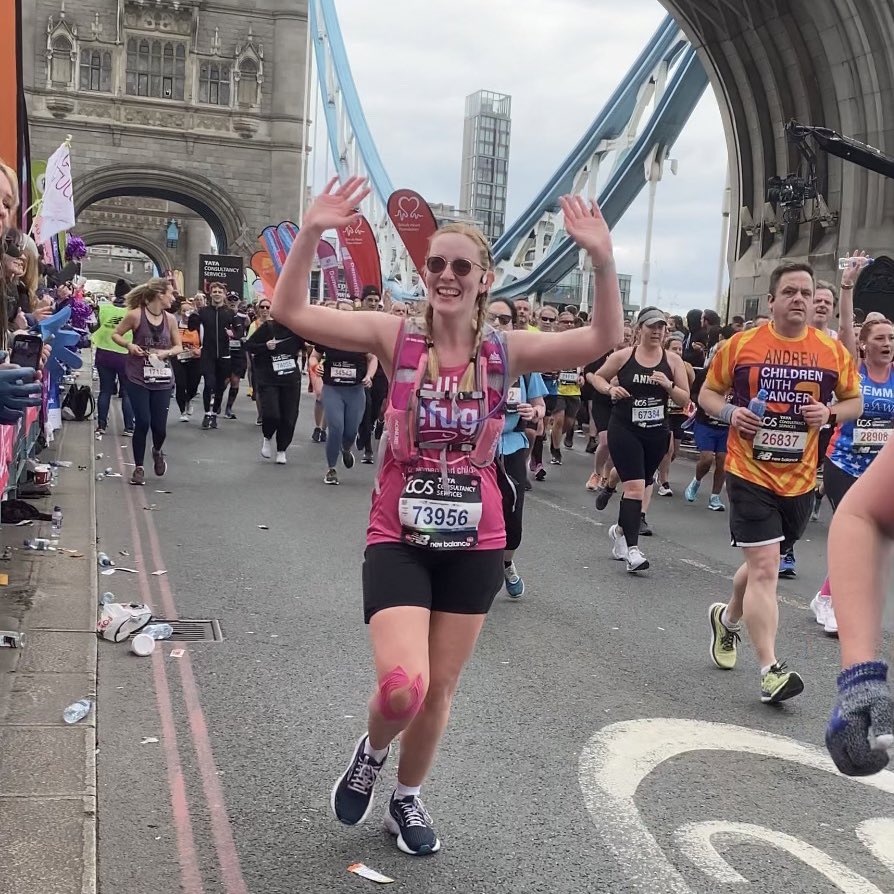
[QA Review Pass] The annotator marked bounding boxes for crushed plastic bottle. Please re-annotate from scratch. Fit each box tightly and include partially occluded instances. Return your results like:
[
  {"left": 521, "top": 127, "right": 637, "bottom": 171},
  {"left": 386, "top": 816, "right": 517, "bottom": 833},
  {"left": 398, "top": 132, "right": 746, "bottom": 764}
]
[
  {"left": 748, "top": 388, "right": 769, "bottom": 420},
  {"left": 97, "top": 552, "right": 115, "bottom": 567},
  {"left": 0, "top": 630, "right": 24, "bottom": 648},
  {"left": 99, "top": 592, "right": 115, "bottom": 606},
  {"left": 838, "top": 256, "right": 875, "bottom": 270},
  {"left": 51, "top": 506, "right": 63, "bottom": 534},
  {"left": 24, "top": 538, "right": 59, "bottom": 551},
  {"left": 63, "top": 698, "right": 93, "bottom": 724},
  {"left": 142, "top": 623, "right": 174, "bottom": 641}
]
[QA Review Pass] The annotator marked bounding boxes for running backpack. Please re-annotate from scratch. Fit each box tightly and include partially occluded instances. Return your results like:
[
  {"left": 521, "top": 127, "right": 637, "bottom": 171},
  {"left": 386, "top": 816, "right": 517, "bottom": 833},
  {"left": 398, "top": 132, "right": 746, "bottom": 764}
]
[
  {"left": 61, "top": 384, "right": 95, "bottom": 421},
  {"left": 382, "top": 319, "right": 509, "bottom": 470}
]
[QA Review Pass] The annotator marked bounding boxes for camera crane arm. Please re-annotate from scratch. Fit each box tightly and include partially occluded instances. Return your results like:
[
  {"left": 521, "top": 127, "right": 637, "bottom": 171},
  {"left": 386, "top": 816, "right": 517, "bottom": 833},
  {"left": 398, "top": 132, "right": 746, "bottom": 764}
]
[{"left": 786, "top": 121, "right": 894, "bottom": 180}]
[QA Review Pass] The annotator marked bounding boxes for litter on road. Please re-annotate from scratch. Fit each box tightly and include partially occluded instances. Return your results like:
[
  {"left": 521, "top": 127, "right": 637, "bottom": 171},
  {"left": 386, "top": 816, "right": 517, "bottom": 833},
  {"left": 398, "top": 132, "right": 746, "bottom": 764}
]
[{"left": 347, "top": 864, "right": 394, "bottom": 884}]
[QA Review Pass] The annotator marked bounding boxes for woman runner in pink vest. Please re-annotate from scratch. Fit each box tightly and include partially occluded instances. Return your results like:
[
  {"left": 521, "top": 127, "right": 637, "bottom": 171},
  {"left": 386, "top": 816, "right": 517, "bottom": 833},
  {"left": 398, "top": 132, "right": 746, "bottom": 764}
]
[{"left": 272, "top": 177, "right": 623, "bottom": 857}]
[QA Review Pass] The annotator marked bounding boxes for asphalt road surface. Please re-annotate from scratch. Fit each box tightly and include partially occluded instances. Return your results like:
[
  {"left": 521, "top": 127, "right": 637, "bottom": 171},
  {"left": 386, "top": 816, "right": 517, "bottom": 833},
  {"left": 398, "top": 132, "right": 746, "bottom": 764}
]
[{"left": 94, "top": 394, "right": 894, "bottom": 894}]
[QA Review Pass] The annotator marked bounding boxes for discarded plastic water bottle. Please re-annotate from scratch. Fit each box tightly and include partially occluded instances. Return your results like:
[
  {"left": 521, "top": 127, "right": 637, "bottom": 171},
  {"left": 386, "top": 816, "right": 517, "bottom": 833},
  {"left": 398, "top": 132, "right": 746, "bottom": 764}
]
[
  {"left": 63, "top": 698, "right": 93, "bottom": 724},
  {"left": 748, "top": 388, "right": 769, "bottom": 420},
  {"left": 24, "top": 538, "right": 58, "bottom": 551},
  {"left": 0, "top": 630, "right": 24, "bottom": 648},
  {"left": 838, "top": 256, "right": 874, "bottom": 270},
  {"left": 97, "top": 552, "right": 115, "bottom": 567},
  {"left": 143, "top": 623, "right": 174, "bottom": 641},
  {"left": 51, "top": 506, "right": 63, "bottom": 534},
  {"left": 99, "top": 592, "right": 115, "bottom": 606}
]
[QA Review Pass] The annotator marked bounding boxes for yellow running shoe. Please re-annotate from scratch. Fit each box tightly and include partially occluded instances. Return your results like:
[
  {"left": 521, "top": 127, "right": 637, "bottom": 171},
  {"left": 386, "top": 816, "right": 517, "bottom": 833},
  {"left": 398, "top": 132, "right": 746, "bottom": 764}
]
[
  {"left": 760, "top": 662, "right": 804, "bottom": 704},
  {"left": 709, "top": 602, "right": 739, "bottom": 670}
]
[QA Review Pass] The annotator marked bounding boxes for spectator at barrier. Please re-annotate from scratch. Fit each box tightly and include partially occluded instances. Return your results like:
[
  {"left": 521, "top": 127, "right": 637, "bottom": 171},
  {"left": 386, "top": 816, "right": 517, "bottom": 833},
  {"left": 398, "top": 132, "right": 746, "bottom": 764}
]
[{"left": 92, "top": 278, "right": 135, "bottom": 438}]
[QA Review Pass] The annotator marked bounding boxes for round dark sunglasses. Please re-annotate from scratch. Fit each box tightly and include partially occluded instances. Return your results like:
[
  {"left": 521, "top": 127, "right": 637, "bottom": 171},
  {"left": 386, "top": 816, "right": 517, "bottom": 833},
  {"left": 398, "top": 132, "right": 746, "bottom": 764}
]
[
  {"left": 486, "top": 312, "right": 512, "bottom": 326},
  {"left": 425, "top": 255, "right": 485, "bottom": 278}
]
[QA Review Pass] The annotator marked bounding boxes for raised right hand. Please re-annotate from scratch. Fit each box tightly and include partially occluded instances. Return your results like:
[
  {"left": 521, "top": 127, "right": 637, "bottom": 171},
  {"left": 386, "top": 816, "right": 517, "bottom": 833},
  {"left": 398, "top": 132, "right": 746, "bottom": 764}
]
[{"left": 303, "top": 177, "right": 371, "bottom": 233}]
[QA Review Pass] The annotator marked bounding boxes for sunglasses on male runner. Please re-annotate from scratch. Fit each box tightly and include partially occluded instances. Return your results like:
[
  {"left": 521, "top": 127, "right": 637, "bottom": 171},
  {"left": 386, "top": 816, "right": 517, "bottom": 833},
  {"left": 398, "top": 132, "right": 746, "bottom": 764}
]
[{"left": 425, "top": 255, "right": 486, "bottom": 278}]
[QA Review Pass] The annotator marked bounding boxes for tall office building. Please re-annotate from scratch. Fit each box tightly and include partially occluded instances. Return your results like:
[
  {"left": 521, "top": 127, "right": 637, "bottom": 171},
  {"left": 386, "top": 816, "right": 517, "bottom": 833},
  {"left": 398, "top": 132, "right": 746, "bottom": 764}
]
[{"left": 459, "top": 90, "right": 511, "bottom": 244}]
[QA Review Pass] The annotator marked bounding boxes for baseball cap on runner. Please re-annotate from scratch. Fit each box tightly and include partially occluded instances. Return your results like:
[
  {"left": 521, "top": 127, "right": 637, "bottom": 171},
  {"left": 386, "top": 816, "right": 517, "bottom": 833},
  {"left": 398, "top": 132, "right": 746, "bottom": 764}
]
[{"left": 637, "top": 307, "right": 667, "bottom": 327}]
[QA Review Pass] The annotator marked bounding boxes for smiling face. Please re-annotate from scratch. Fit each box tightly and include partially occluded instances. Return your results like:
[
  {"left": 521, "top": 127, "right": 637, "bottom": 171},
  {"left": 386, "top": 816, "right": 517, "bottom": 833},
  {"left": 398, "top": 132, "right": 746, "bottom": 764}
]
[
  {"left": 769, "top": 271, "right": 813, "bottom": 333},
  {"left": 422, "top": 231, "right": 492, "bottom": 323},
  {"left": 209, "top": 285, "right": 226, "bottom": 306}
]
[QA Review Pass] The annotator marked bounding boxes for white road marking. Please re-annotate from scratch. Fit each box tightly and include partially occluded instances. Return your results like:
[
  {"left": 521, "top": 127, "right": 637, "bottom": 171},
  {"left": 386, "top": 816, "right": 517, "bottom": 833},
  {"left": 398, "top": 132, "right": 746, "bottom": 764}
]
[
  {"left": 578, "top": 718, "right": 894, "bottom": 892},
  {"left": 526, "top": 493, "right": 603, "bottom": 526},
  {"left": 676, "top": 821, "right": 887, "bottom": 893}
]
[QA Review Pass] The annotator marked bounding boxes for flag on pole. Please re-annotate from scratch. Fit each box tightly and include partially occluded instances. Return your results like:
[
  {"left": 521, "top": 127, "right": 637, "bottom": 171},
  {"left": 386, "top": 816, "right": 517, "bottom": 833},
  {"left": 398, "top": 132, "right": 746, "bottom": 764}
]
[{"left": 34, "top": 141, "right": 75, "bottom": 243}]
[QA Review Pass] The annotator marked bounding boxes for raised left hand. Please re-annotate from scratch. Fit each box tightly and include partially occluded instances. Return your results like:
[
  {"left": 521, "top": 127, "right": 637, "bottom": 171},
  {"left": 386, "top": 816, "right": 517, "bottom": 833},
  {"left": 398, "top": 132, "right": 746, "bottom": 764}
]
[{"left": 559, "top": 195, "right": 614, "bottom": 268}]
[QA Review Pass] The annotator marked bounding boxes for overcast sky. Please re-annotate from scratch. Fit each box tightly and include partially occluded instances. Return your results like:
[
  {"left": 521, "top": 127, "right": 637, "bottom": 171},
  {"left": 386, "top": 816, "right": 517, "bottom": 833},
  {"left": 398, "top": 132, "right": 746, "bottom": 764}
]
[{"left": 330, "top": 0, "right": 728, "bottom": 314}]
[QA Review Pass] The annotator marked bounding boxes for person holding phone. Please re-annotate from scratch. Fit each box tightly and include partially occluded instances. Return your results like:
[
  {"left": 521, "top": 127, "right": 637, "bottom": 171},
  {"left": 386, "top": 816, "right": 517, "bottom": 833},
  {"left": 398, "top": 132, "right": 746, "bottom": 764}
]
[{"left": 112, "top": 278, "right": 181, "bottom": 486}]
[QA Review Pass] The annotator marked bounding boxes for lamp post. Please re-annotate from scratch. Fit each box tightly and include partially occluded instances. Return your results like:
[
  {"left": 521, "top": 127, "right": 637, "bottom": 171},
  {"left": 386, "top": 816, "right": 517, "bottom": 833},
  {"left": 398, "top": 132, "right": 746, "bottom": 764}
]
[{"left": 640, "top": 147, "right": 677, "bottom": 309}]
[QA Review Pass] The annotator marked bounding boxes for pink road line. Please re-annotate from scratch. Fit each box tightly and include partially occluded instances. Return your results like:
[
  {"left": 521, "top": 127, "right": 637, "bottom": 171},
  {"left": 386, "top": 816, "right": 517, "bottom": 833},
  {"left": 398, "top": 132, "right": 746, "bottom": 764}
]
[
  {"left": 138, "top": 466, "right": 250, "bottom": 894},
  {"left": 115, "top": 438, "right": 204, "bottom": 893}
]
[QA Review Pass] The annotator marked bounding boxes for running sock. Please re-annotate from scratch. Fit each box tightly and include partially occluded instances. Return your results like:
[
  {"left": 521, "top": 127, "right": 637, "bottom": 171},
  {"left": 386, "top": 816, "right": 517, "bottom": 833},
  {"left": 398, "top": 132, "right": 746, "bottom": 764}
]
[
  {"left": 532, "top": 436, "right": 544, "bottom": 465},
  {"left": 363, "top": 737, "right": 389, "bottom": 763},
  {"left": 760, "top": 663, "right": 775, "bottom": 676},
  {"left": 819, "top": 576, "right": 832, "bottom": 598},
  {"left": 721, "top": 607, "right": 741, "bottom": 629},
  {"left": 394, "top": 782, "right": 421, "bottom": 800},
  {"left": 226, "top": 386, "right": 238, "bottom": 412},
  {"left": 618, "top": 497, "right": 641, "bottom": 548}
]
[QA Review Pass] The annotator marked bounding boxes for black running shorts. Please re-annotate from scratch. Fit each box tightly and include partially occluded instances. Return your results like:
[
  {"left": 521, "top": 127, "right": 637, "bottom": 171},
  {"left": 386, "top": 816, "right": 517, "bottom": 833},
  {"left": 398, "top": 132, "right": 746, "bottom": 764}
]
[
  {"left": 822, "top": 457, "right": 858, "bottom": 512},
  {"left": 727, "top": 473, "right": 813, "bottom": 548},
  {"left": 591, "top": 398, "right": 612, "bottom": 433},
  {"left": 362, "top": 543, "right": 504, "bottom": 624},
  {"left": 607, "top": 421, "right": 669, "bottom": 484},
  {"left": 230, "top": 353, "right": 247, "bottom": 379},
  {"left": 668, "top": 414, "right": 686, "bottom": 439}
]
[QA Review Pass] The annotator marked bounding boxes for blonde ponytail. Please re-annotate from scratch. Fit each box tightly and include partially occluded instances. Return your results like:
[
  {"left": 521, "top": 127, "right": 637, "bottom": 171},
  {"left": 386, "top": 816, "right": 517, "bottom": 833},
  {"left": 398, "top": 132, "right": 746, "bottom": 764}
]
[{"left": 126, "top": 276, "right": 171, "bottom": 309}]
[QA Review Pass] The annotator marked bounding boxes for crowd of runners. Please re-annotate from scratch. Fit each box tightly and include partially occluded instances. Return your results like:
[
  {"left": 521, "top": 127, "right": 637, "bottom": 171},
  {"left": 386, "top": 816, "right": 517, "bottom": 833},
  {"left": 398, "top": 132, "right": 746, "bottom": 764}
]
[{"left": 88, "top": 176, "right": 894, "bottom": 858}]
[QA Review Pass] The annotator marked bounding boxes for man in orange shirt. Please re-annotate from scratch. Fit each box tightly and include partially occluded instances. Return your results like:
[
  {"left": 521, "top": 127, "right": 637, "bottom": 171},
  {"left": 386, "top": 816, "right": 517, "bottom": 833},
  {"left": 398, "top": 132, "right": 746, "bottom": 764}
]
[{"left": 699, "top": 261, "right": 862, "bottom": 704}]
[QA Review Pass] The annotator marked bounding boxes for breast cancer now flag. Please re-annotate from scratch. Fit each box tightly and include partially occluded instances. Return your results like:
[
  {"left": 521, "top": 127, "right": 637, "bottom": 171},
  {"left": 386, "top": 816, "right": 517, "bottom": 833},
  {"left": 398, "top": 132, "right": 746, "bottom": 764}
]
[{"left": 34, "top": 142, "right": 75, "bottom": 244}]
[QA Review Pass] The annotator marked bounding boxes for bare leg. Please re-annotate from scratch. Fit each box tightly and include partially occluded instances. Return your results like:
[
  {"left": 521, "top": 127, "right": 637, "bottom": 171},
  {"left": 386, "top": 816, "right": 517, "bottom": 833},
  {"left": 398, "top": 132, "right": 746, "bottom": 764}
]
[
  {"left": 726, "top": 545, "right": 780, "bottom": 668},
  {"left": 396, "top": 612, "right": 487, "bottom": 786},
  {"left": 711, "top": 451, "right": 727, "bottom": 494},
  {"left": 366, "top": 607, "right": 431, "bottom": 750}
]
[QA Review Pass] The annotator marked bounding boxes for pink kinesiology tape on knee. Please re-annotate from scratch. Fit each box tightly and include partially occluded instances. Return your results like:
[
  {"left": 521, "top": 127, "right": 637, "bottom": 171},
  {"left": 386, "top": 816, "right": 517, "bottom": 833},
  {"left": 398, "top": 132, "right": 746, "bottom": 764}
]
[{"left": 375, "top": 666, "right": 425, "bottom": 721}]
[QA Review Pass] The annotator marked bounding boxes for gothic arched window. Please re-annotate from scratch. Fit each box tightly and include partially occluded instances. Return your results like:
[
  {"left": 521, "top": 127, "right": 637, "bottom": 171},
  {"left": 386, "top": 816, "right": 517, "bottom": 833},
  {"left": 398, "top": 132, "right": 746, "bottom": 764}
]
[
  {"left": 237, "top": 58, "right": 258, "bottom": 106},
  {"left": 79, "top": 49, "right": 112, "bottom": 92},
  {"left": 51, "top": 37, "right": 72, "bottom": 86},
  {"left": 126, "top": 38, "right": 185, "bottom": 100},
  {"left": 199, "top": 62, "right": 231, "bottom": 106}
]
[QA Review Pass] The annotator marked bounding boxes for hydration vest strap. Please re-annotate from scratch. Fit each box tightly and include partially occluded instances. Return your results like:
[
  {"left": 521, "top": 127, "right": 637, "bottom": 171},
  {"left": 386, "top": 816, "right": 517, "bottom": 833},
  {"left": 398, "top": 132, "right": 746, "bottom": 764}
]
[{"left": 416, "top": 387, "right": 485, "bottom": 401}]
